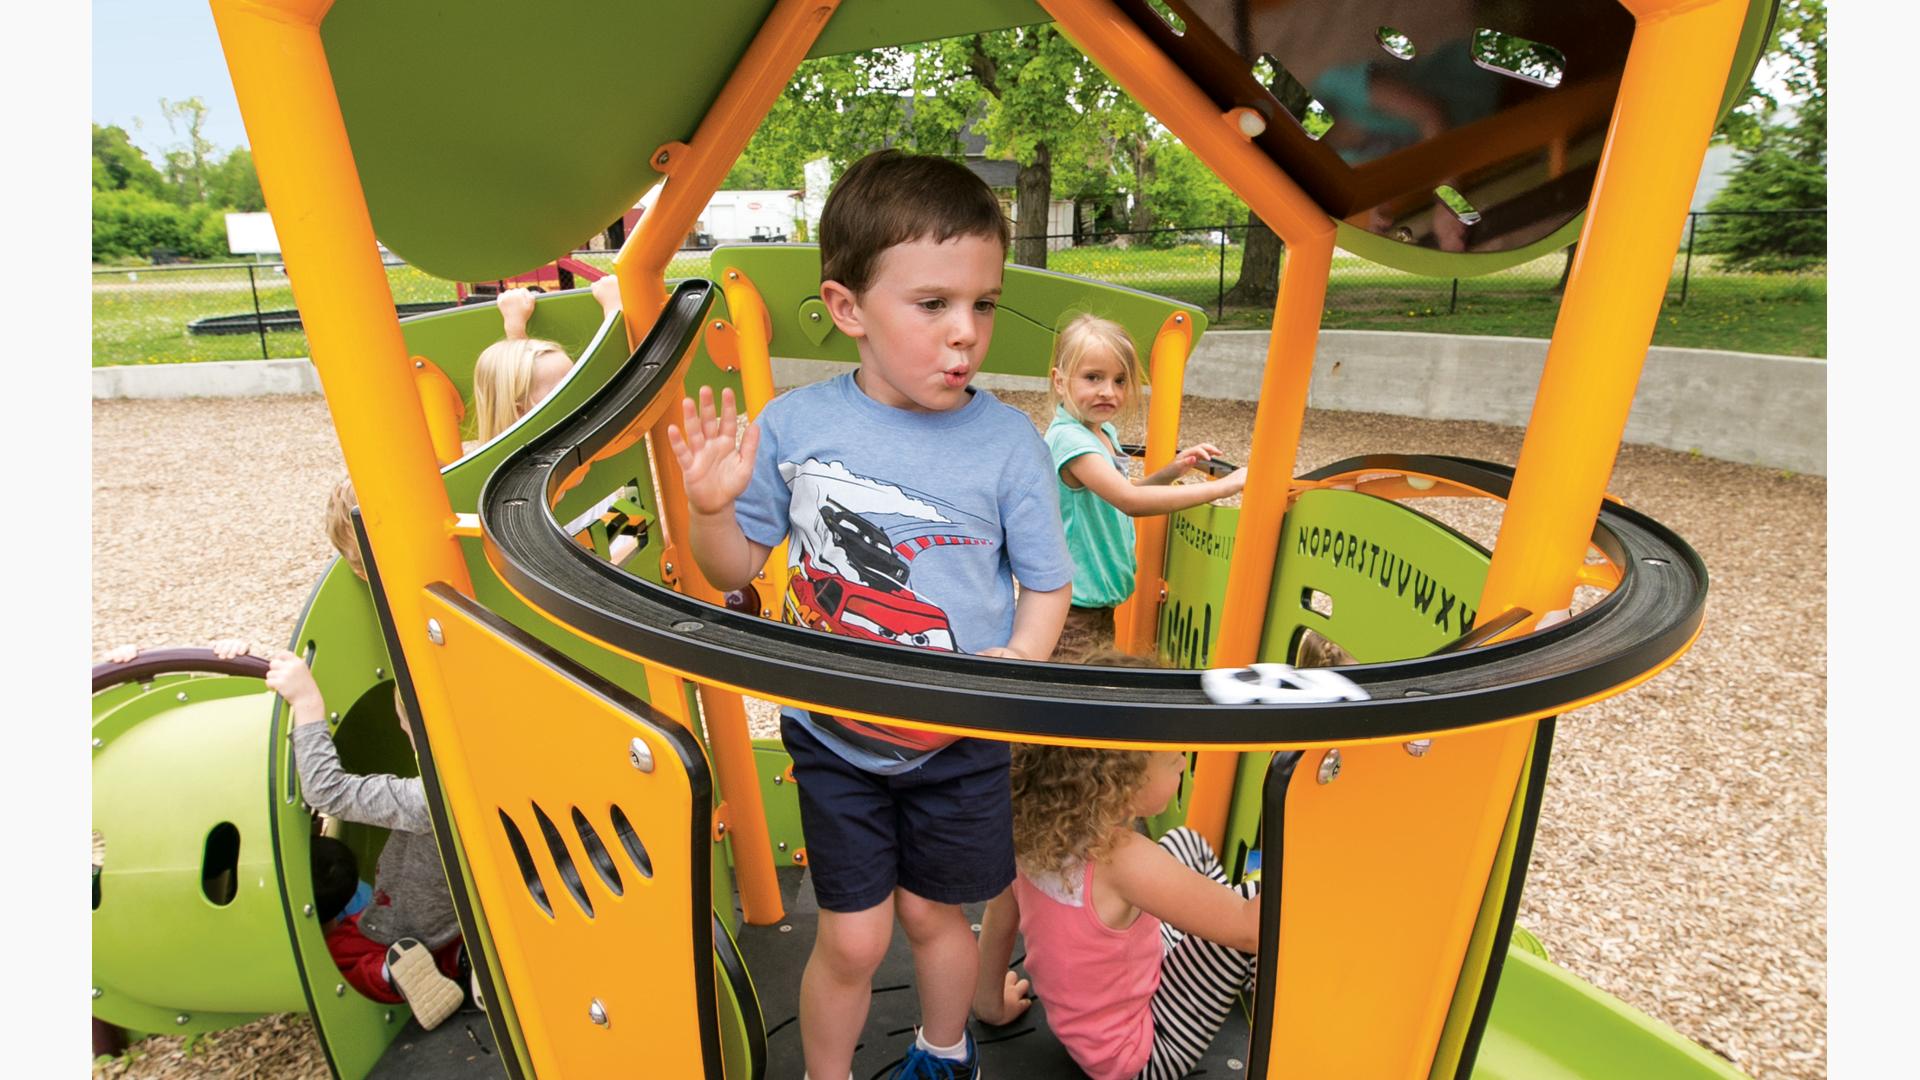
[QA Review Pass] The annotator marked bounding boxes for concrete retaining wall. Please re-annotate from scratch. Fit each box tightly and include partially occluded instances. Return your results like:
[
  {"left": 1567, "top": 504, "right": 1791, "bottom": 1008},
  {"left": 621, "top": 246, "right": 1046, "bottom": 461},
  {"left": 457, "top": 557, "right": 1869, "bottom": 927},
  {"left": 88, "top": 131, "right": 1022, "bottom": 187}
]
[
  {"left": 1189, "top": 331, "right": 1826, "bottom": 476},
  {"left": 93, "top": 330, "right": 1826, "bottom": 475},
  {"left": 92, "top": 358, "right": 322, "bottom": 399}
]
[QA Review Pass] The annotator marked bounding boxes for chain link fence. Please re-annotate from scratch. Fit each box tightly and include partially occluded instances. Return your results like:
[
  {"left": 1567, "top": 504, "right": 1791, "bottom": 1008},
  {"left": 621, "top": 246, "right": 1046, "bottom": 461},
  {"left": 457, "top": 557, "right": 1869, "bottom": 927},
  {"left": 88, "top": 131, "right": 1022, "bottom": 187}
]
[
  {"left": 91, "top": 210, "right": 1824, "bottom": 366},
  {"left": 1045, "top": 209, "right": 1824, "bottom": 357}
]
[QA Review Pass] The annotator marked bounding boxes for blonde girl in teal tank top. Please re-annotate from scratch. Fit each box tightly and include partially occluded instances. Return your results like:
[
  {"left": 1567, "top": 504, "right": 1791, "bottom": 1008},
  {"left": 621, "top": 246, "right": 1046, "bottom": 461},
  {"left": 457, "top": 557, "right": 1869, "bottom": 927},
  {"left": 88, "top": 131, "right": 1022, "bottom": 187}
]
[{"left": 1043, "top": 315, "right": 1249, "bottom": 661}]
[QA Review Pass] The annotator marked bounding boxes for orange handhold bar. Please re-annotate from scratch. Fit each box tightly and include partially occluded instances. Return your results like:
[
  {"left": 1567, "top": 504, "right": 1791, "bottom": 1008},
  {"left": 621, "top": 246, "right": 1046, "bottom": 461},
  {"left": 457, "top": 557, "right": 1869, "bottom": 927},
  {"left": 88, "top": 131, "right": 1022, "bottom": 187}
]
[{"left": 1113, "top": 310, "right": 1195, "bottom": 655}]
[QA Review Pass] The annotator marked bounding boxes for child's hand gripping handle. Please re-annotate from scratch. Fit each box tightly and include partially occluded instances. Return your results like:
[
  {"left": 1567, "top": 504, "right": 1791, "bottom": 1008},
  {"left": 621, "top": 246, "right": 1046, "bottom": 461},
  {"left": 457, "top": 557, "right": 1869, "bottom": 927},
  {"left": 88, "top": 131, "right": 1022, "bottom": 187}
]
[{"left": 265, "top": 644, "right": 327, "bottom": 725}]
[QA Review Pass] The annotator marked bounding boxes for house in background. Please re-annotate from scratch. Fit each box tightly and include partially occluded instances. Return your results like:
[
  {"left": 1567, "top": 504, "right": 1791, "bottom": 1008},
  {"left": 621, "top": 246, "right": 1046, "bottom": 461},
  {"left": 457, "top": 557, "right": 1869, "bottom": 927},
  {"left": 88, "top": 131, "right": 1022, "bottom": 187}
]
[{"left": 952, "top": 124, "right": 1076, "bottom": 251}]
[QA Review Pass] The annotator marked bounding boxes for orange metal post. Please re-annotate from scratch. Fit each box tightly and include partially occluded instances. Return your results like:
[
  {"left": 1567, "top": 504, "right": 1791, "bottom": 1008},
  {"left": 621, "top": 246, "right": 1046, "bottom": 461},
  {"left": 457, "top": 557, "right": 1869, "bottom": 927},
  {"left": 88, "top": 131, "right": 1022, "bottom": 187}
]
[
  {"left": 208, "top": 0, "right": 474, "bottom": 723},
  {"left": 1184, "top": 239, "right": 1334, "bottom": 844},
  {"left": 719, "top": 267, "right": 793, "bottom": 591},
  {"left": 1113, "top": 311, "right": 1194, "bottom": 655},
  {"left": 1038, "top": 0, "right": 1337, "bottom": 849},
  {"left": 1424, "top": 5, "right": 1746, "bottom": 1072},
  {"left": 1480, "top": 0, "right": 1748, "bottom": 626}
]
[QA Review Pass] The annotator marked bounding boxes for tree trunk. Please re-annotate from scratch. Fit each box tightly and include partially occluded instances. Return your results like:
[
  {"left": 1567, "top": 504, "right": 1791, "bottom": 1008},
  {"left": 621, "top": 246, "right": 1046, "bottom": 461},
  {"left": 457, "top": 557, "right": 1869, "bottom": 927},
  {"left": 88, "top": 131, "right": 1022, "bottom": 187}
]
[
  {"left": 1223, "top": 216, "right": 1282, "bottom": 307},
  {"left": 1128, "top": 140, "right": 1155, "bottom": 234},
  {"left": 1014, "top": 143, "right": 1052, "bottom": 269}
]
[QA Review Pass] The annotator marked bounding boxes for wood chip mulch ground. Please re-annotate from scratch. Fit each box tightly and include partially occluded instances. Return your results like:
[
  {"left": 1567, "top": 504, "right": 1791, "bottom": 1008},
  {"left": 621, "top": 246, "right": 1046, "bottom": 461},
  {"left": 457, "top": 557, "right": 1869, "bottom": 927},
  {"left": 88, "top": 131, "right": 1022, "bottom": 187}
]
[{"left": 91, "top": 390, "right": 1825, "bottom": 1079}]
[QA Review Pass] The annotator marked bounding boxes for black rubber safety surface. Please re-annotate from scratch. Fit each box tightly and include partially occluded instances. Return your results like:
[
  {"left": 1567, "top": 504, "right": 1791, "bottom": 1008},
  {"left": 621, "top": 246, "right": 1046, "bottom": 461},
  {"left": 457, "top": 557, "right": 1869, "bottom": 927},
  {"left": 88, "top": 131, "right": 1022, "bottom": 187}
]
[
  {"left": 736, "top": 867, "right": 1254, "bottom": 1080},
  {"left": 365, "top": 863, "right": 1254, "bottom": 1079},
  {"left": 367, "top": 1009, "right": 509, "bottom": 1080}
]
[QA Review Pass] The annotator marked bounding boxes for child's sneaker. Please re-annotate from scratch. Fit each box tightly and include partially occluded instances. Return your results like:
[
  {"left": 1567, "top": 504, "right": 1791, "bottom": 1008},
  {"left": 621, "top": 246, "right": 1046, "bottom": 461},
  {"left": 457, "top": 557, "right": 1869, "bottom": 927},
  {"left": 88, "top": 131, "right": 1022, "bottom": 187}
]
[
  {"left": 888, "top": 1029, "right": 979, "bottom": 1080},
  {"left": 385, "top": 939, "right": 463, "bottom": 1031}
]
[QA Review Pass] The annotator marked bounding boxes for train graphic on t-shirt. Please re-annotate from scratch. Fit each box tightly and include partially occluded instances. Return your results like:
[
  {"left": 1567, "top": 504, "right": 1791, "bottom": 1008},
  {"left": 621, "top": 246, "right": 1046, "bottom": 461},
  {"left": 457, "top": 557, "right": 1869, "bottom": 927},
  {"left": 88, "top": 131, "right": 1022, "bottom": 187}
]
[{"left": 776, "top": 459, "right": 995, "bottom": 758}]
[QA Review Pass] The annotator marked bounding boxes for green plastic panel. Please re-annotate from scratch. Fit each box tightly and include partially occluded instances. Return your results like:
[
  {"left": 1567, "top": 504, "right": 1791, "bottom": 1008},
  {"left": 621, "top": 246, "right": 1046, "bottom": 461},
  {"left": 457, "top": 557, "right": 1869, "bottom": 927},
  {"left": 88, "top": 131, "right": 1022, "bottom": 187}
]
[
  {"left": 400, "top": 291, "right": 683, "bottom": 696},
  {"left": 91, "top": 670, "right": 204, "bottom": 718},
  {"left": 1148, "top": 491, "right": 1497, "bottom": 877},
  {"left": 752, "top": 739, "right": 808, "bottom": 870},
  {"left": 1148, "top": 504, "right": 1238, "bottom": 844},
  {"left": 709, "top": 244, "right": 1208, "bottom": 381},
  {"left": 1218, "top": 490, "right": 1493, "bottom": 878},
  {"left": 276, "top": 562, "right": 414, "bottom": 1077},
  {"left": 92, "top": 681, "right": 305, "bottom": 1036},
  {"left": 1156, "top": 503, "right": 1239, "bottom": 669},
  {"left": 394, "top": 288, "right": 613, "bottom": 416},
  {"left": 1473, "top": 948, "right": 1748, "bottom": 1079},
  {"left": 1260, "top": 489, "right": 1491, "bottom": 664},
  {"left": 320, "top": 2, "right": 773, "bottom": 281}
]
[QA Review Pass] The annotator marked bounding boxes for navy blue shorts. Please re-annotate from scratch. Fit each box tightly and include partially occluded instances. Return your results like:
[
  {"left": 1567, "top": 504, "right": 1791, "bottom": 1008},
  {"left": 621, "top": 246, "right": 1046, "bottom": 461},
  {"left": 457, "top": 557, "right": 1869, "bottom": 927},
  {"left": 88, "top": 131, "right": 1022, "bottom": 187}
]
[{"left": 782, "top": 715, "right": 1015, "bottom": 914}]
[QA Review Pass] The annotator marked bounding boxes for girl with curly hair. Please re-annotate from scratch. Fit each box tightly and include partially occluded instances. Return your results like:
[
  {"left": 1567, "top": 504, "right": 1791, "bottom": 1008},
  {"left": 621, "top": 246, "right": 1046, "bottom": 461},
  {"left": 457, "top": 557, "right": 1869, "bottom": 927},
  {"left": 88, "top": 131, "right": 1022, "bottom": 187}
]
[{"left": 971, "top": 651, "right": 1261, "bottom": 1080}]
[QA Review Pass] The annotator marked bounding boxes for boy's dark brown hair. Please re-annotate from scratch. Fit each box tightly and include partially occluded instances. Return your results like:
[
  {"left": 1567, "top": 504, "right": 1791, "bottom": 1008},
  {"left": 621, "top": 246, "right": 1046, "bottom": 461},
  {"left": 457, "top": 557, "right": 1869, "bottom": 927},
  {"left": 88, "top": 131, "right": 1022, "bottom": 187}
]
[{"left": 818, "top": 149, "right": 1010, "bottom": 296}]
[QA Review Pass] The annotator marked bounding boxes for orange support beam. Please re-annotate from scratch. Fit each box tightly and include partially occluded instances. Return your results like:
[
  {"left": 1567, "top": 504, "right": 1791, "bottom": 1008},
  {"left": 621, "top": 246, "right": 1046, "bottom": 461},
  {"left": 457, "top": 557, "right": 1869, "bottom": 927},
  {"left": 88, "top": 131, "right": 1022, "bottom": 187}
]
[{"left": 209, "top": 0, "right": 476, "bottom": 780}]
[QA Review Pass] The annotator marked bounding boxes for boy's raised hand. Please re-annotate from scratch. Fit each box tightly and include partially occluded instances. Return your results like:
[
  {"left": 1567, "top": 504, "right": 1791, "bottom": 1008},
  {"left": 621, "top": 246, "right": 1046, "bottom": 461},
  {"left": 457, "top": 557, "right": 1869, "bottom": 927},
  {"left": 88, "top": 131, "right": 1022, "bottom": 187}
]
[
  {"left": 264, "top": 650, "right": 326, "bottom": 722},
  {"left": 666, "top": 386, "right": 760, "bottom": 516}
]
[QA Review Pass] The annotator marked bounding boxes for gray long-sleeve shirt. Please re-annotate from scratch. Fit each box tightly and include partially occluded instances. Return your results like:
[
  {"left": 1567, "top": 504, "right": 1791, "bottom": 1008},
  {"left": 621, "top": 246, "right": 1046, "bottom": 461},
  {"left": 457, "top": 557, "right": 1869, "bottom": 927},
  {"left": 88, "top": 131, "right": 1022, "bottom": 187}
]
[{"left": 291, "top": 723, "right": 461, "bottom": 949}]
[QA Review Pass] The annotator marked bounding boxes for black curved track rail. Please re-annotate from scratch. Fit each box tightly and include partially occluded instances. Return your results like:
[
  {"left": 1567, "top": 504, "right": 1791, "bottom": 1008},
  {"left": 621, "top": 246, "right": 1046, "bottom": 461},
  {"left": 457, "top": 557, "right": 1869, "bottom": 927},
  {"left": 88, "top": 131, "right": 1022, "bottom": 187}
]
[{"left": 481, "top": 279, "right": 1707, "bottom": 746}]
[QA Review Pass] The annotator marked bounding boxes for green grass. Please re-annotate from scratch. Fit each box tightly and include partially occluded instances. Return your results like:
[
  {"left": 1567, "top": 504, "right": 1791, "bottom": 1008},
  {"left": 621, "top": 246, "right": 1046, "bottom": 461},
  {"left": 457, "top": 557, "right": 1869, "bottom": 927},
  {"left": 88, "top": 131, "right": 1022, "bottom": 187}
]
[
  {"left": 89, "top": 262, "right": 467, "bottom": 366},
  {"left": 91, "top": 247, "right": 1825, "bottom": 366}
]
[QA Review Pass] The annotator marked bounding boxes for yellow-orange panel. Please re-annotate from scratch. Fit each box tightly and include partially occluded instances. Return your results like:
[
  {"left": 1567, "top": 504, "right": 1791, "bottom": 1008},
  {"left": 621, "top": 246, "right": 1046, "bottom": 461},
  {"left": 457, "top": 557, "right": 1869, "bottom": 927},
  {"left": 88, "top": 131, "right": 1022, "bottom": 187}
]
[{"left": 419, "top": 587, "right": 714, "bottom": 1078}]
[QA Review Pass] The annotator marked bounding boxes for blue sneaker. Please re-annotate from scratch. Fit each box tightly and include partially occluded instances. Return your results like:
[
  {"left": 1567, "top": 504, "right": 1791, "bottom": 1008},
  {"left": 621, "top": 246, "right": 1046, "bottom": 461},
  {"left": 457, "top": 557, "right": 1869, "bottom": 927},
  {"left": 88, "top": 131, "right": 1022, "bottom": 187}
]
[{"left": 888, "top": 1029, "right": 980, "bottom": 1080}]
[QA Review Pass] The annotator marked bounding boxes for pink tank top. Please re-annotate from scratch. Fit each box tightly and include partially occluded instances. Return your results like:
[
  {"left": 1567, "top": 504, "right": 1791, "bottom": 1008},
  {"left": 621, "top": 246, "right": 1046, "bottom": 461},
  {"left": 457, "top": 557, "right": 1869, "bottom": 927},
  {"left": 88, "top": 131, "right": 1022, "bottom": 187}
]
[{"left": 1013, "top": 860, "right": 1163, "bottom": 1080}]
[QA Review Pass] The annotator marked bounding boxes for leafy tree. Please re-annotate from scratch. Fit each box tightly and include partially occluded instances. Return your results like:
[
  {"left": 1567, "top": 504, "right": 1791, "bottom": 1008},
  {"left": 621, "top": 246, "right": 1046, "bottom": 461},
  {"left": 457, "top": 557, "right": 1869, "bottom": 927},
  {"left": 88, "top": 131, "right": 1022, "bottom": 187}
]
[
  {"left": 206, "top": 147, "right": 266, "bottom": 212},
  {"left": 1716, "top": 0, "right": 1825, "bottom": 150},
  {"left": 92, "top": 124, "right": 167, "bottom": 196},
  {"left": 967, "top": 26, "right": 1115, "bottom": 268},
  {"left": 1697, "top": 0, "right": 1824, "bottom": 270},
  {"left": 1141, "top": 134, "right": 1238, "bottom": 231},
  {"left": 719, "top": 28, "right": 1245, "bottom": 267},
  {"left": 1695, "top": 139, "right": 1824, "bottom": 270},
  {"left": 726, "top": 50, "right": 977, "bottom": 190},
  {"left": 158, "top": 96, "right": 217, "bottom": 204},
  {"left": 92, "top": 188, "right": 227, "bottom": 261}
]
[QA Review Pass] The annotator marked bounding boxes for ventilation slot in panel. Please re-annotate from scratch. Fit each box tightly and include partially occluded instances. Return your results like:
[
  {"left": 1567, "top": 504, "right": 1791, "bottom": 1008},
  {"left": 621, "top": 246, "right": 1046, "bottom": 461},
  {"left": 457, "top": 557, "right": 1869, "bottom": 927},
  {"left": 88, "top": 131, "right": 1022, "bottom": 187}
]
[
  {"left": 533, "top": 802, "right": 594, "bottom": 918},
  {"left": 1471, "top": 28, "right": 1566, "bottom": 88},
  {"left": 499, "top": 808, "right": 552, "bottom": 917},
  {"left": 609, "top": 803, "right": 654, "bottom": 879},
  {"left": 1254, "top": 53, "right": 1334, "bottom": 140},
  {"left": 572, "top": 806, "right": 623, "bottom": 897}
]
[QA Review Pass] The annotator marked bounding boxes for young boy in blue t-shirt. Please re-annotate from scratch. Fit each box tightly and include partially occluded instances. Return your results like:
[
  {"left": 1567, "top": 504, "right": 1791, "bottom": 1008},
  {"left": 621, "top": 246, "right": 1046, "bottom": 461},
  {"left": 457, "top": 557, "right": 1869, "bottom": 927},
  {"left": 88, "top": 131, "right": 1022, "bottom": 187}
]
[{"left": 668, "top": 149, "right": 1073, "bottom": 1080}]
